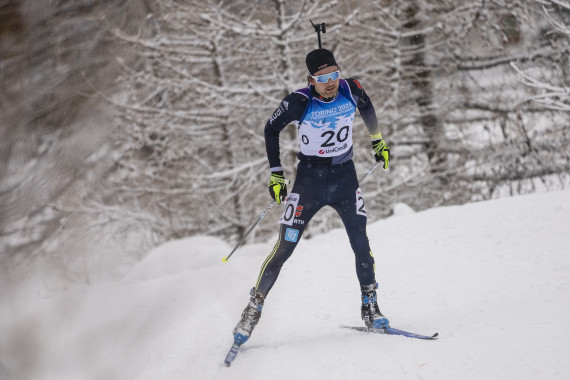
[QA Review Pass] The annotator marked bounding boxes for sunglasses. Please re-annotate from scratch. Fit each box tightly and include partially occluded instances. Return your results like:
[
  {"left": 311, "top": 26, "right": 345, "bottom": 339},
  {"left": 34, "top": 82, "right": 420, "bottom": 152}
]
[{"left": 310, "top": 70, "right": 340, "bottom": 83}]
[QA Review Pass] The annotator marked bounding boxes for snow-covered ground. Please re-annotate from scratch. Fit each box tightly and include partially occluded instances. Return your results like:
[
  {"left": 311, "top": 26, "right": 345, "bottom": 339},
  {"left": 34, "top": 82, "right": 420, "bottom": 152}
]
[{"left": 1, "top": 190, "right": 569, "bottom": 380}]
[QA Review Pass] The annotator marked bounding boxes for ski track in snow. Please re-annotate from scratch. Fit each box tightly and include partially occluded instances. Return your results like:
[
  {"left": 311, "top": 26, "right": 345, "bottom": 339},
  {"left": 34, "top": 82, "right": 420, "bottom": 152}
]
[{"left": 1, "top": 191, "right": 569, "bottom": 379}]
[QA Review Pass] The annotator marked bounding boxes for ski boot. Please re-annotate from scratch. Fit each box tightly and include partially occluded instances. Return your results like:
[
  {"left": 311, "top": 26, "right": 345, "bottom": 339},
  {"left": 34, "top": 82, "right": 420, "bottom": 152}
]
[
  {"left": 232, "top": 288, "right": 267, "bottom": 345},
  {"left": 361, "top": 282, "right": 390, "bottom": 329}
]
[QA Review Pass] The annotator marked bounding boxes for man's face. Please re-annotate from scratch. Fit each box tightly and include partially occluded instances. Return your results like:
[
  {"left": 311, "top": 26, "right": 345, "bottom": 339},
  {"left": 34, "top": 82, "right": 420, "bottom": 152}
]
[{"left": 309, "top": 65, "right": 340, "bottom": 98}]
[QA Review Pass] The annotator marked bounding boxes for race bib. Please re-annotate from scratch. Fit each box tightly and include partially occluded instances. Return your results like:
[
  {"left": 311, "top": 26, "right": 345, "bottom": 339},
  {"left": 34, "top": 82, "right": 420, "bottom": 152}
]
[
  {"left": 298, "top": 94, "right": 356, "bottom": 157},
  {"left": 356, "top": 188, "right": 367, "bottom": 216},
  {"left": 279, "top": 193, "right": 300, "bottom": 226}
]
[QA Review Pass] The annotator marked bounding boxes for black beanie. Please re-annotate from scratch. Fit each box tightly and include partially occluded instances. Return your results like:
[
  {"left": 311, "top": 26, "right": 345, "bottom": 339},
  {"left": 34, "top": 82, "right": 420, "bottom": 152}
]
[{"left": 305, "top": 49, "right": 338, "bottom": 75}]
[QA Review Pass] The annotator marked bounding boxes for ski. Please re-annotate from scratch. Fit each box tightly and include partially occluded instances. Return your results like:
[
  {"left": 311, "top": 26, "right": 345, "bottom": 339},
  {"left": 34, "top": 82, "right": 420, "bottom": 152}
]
[
  {"left": 341, "top": 325, "right": 438, "bottom": 340},
  {"left": 224, "top": 341, "right": 242, "bottom": 367}
]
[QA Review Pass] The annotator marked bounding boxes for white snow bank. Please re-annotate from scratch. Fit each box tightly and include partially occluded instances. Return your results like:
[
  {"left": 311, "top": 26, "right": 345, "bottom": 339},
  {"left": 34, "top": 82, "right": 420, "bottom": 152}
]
[
  {"left": 392, "top": 202, "right": 416, "bottom": 216},
  {"left": 123, "top": 236, "right": 230, "bottom": 282},
  {"left": 1, "top": 190, "right": 569, "bottom": 380}
]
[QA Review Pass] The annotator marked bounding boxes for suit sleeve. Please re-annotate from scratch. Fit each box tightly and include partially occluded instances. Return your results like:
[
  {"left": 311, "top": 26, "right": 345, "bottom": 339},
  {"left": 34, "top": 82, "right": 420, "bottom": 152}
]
[
  {"left": 347, "top": 78, "right": 383, "bottom": 140},
  {"left": 264, "top": 93, "right": 307, "bottom": 171}
]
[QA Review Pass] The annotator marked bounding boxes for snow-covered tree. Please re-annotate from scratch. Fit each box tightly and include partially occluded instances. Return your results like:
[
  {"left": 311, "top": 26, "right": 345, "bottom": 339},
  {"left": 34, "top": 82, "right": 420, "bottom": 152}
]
[
  {"left": 104, "top": 0, "right": 570, "bottom": 244},
  {"left": 510, "top": 0, "right": 569, "bottom": 112}
]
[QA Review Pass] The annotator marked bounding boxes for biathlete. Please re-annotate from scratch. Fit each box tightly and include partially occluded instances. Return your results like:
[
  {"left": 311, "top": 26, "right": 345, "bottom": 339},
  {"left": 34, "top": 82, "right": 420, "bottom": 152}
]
[{"left": 232, "top": 48, "right": 391, "bottom": 345}]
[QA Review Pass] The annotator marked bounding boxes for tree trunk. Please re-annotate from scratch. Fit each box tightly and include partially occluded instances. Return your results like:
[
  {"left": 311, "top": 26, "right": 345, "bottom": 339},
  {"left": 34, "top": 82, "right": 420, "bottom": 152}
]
[{"left": 400, "top": 0, "right": 446, "bottom": 171}]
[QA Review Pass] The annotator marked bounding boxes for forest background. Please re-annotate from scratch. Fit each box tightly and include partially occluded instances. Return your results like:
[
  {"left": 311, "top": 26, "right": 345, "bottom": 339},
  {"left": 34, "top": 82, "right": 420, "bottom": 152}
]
[{"left": 1, "top": 0, "right": 569, "bottom": 293}]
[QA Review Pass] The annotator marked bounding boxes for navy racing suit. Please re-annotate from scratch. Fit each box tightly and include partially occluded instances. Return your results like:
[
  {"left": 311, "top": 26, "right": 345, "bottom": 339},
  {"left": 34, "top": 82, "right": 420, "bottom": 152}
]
[{"left": 255, "top": 78, "right": 383, "bottom": 294}]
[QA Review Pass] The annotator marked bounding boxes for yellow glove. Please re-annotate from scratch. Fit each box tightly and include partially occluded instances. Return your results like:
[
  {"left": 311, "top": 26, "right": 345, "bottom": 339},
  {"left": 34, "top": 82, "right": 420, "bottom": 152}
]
[
  {"left": 372, "top": 139, "right": 390, "bottom": 169},
  {"left": 268, "top": 171, "right": 287, "bottom": 204}
]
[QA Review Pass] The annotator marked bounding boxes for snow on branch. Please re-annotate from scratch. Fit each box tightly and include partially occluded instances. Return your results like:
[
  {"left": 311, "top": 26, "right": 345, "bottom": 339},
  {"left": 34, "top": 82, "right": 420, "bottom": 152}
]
[
  {"left": 534, "top": 0, "right": 570, "bottom": 35},
  {"left": 511, "top": 62, "right": 570, "bottom": 111}
]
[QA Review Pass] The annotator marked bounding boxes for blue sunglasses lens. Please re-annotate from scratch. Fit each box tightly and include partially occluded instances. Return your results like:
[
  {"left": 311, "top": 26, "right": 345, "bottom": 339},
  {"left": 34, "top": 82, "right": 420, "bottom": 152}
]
[{"left": 314, "top": 71, "right": 340, "bottom": 83}]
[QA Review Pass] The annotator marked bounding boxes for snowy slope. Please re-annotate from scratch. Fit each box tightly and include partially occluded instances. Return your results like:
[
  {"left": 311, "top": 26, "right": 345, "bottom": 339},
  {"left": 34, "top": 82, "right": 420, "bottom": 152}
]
[{"left": 1, "top": 191, "right": 569, "bottom": 380}]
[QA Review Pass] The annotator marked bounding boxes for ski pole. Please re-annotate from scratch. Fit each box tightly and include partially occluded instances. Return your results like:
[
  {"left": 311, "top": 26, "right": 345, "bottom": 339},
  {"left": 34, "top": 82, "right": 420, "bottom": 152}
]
[
  {"left": 223, "top": 201, "right": 276, "bottom": 262},
  {"left": 359, "top": 160, "right": 381, "bottom": 183},
  {"left": 223, "top": 178, "right": 293, "bottom": 262}
]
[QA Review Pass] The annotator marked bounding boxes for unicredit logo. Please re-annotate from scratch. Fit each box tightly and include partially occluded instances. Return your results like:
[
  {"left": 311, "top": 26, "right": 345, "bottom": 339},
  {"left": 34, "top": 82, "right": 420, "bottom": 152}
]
[{"left": 319, "top": 144, "right": 348, "bottom": 155}]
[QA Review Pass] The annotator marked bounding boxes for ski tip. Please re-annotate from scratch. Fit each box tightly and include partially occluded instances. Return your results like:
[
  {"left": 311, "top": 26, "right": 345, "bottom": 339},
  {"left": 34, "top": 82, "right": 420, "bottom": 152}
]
[{"left": 432, "top": 332, "right": 439, "bottom": 338}]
